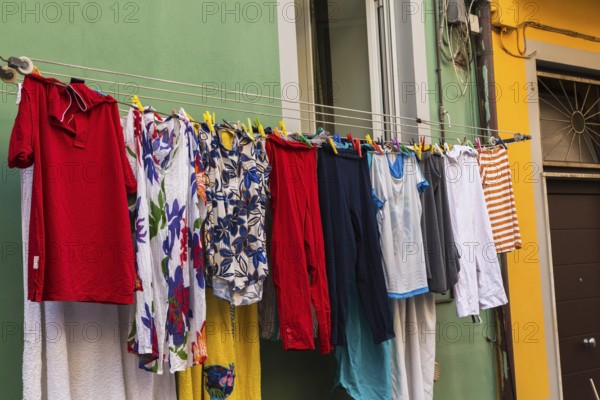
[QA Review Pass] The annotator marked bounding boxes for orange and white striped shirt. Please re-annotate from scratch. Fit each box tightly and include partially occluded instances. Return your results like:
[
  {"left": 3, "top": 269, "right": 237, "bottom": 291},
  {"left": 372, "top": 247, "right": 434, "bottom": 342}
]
[{"left": 478, "top": 146, "right": 522, "bottom": 253}]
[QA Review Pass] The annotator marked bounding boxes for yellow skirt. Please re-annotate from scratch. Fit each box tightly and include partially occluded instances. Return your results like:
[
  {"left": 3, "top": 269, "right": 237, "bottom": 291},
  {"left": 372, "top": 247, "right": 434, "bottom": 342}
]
[{"left": 177, "top": 288, "right": 261, "bottom": 400}]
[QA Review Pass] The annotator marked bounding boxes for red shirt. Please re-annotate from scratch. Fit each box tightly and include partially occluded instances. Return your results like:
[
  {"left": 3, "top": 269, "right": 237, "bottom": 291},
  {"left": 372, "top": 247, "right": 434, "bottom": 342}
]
[{"left": 8, "top": 74, "right": 137, "bottom": 304}]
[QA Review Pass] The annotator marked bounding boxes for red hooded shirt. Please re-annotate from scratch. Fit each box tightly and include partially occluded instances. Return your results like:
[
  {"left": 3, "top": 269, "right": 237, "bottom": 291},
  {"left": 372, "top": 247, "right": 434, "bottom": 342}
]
[{"left": 8, "top": 74, "right": 137, "bottom": 304}]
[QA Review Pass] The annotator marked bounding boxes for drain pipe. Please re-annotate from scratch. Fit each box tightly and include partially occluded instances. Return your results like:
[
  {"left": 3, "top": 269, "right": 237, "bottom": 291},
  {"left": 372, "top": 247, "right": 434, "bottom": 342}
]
[
  {"left": 433, "top": 0, "right": 446, "bottom": 140},
  {"left": 476, "top": 2, "right": 516, "bottom": 400},
  {"left": 476, "top": 0, "right": 499, "bottom": 138}
]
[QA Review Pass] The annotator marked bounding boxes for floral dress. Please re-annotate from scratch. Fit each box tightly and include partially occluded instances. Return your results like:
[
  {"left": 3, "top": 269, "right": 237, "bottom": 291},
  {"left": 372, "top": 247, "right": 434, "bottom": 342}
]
[
  {"left": 200, "top": 125, "right": 270, "bottom": 306},
  {"left": 123, "top": 108, "right": 207, "bottom": 374}
]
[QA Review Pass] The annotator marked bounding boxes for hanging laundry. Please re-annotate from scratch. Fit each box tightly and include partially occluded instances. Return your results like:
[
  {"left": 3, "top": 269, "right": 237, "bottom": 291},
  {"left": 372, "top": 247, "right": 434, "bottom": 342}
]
[
  {"left": 419, "top": 152, "right": 461, "bottom": 293},
  {"left": 265, "top": 133, "right": 332, "bottom": 353},
  {"left": 19, "top": 164, "right": 176, "bottom": 400},
  {"left": 390, "top": 293, "right": 436, "bottom": 400},
  {"left": 177, "top": 288, "right": 262, "bottom": 400},
  {"left": 201, "top": 125, "right": 271, "bottom": 306},
  {"left": 317, "top": 143, "right": 395, "bottom": 346},
  {"left": 444, "top": 145, "right": 508, "bottom": 317},
  {"left": 7, "top": 74, "right": 137, "bottom": 303},
  {"left": 123, "top": 108, "right": 206, "bottom": 374},
  {"left": 477, "top": 146, "right": 522, "bottom": 253},
  {"left": 334, "top": 282, "right": 392, "bottom": 400},
  {"left": 370, "top": 152, "right": 430, "bottom": 298}
]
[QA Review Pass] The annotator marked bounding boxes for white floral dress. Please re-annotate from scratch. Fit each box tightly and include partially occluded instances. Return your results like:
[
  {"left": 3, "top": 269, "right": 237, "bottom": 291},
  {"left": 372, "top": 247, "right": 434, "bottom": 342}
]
[{"left": 123, "top": 108, "right": 207, "bottom": 374}]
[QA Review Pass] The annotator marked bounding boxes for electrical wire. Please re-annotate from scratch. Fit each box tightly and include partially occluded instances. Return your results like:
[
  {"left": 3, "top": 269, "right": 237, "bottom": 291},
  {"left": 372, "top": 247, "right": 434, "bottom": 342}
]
[{"left": 493, "top": 20, "right": 600, "bottom": 59}]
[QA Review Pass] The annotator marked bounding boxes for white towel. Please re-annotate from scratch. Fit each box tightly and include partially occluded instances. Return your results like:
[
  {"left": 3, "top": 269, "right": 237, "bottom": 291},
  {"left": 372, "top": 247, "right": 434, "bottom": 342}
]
[{"left": 20, "top": 167, "right": 177, "bottom": 400}]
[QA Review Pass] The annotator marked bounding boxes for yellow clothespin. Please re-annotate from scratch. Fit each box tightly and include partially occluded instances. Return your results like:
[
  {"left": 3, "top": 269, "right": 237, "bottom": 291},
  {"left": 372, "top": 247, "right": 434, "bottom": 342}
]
[
  {"left": 254, "top": 118, "right": 266, "bottom": 138},
  {"left": 182, "top": 111, "right": 200, "bottom": 134},
  {"left": 279, "top": 119, "right": 288, "bottom": 136},
  {"left": 131, "top": 95, "right": 144, "bottom": 112},
  {"left": 203, "top": 111, "right": 215, "bottom": 133},
  {"left": 413, "top": 142, "right": 422, "bottom": 159},
  {"left": 328, "top": 137, "right": 338, "bottom": 154},
  {"left": 241, "top": 122, "right": 255, "bottom": 140},
  {"left": 365, "top": 134, "right": 373, "bottom": 146},
  {"left": 247, "top": 118, "right": 260, "bottom": 139}
]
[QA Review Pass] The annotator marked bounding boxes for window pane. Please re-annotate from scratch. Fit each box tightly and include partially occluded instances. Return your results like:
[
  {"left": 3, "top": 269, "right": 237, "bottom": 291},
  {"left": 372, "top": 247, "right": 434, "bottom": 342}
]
[{"left": 312, "top": 0, "right": 373, "bottom": 137}]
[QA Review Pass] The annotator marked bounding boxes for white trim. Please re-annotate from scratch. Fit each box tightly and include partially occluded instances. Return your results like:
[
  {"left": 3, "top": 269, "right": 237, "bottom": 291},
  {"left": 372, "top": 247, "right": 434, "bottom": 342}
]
[
  {"left": 277, "top": 0, "right": 302, "bottom": 132},
  {"left": 366, "top": 0, "right": 385, "bottom": 141},
  {"left": 540, "top": 173, "right": 563, "bottom": 400},
  {"left": 407, "top": 0, "right": 431, "bottom": 140},
  {"left": 525, "top": 49, "right": 562, "bottom": 400},
  {"left": 525, "top": 39, "right": 600, "bottom": 400},
  {"left": 294, "top": 0, "right": 315, "bottom": 134}
]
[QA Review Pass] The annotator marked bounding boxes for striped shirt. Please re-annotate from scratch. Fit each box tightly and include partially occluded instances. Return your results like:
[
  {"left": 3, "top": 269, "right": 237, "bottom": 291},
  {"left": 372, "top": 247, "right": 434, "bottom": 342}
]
[{"left": 478, "top": 146, "right": 522, "bottom": 253}]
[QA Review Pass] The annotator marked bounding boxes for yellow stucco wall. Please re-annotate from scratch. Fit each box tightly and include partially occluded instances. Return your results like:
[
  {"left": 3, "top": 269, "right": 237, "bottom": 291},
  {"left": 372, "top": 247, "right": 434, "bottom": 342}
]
[{"left": 491, "top": 1, "right": 600, "bottom": 398}]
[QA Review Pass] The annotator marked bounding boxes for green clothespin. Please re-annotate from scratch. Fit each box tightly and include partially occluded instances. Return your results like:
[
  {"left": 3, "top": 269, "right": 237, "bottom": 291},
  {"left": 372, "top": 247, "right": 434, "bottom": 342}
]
[{"left": 296, "top": 132, "right": 313, "bottom": 148}]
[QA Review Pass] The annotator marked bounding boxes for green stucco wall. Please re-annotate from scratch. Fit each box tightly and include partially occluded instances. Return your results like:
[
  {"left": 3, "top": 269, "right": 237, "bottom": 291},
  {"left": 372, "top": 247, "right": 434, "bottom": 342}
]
[
  {"left": 0, "top": 1, "right": 498, "bottom": 399},
  {"left": 422, "top": 1, "right": 499, "bottom": 399},
  {"left": 0, "top": 1, "right": 281, "bottom": 398}
]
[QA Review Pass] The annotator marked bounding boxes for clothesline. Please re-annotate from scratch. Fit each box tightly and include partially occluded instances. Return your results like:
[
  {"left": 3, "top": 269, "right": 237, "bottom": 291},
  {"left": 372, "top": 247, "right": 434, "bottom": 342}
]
[{"left": 26, "top": 57, "right": 526, "bottom": 136}]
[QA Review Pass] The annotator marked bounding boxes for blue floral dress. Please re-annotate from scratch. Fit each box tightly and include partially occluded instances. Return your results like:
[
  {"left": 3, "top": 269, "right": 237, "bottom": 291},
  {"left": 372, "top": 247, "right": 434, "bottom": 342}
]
[
  {"left": 123, "top": 108, "right": 207, "bottom": 374},
  {"left": 200, "top": 125, "right": 270, "bottom": 305}
]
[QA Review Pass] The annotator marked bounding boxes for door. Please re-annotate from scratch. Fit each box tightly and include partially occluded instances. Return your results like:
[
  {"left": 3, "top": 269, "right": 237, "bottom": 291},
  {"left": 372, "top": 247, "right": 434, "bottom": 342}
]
[{"left": 547, "top": 178, "right": 600, "bottom": 399}]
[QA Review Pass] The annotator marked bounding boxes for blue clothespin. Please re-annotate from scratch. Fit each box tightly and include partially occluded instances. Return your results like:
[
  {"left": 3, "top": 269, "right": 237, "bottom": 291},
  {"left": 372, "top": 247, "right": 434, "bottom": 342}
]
[{"left": 497, "top": 136, "right": 508, "bottom": 149}]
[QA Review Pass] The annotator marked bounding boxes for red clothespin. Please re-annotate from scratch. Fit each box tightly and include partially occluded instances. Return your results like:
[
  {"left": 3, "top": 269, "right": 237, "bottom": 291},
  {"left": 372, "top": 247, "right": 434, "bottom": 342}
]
[
  {"left": 355, "top": 138, "right": 362, "bottom": 157},
  {"left": 475, "top": 137, "right": 482, "bottom": 151}
]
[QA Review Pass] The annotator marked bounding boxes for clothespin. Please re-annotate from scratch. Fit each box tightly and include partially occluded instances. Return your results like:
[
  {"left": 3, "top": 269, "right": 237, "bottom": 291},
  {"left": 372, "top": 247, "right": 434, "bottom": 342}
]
[
  {"left": 373, "top": 140, "right": 385, "bottom": 155},
  {"left": 475, "top": 137, "right": 482, "bottom": 151},
  {"left": 392, "top": 136, "right": 400, "bottom": 151},
  {"left": 497, "top": 136, "right": 508, "bottom": 149},
  {"left": 253, "top": 118, "right": 266, "bottom": 138},
  {"left": 365, "top": 134, "right": 373, "bottom": 146},
  {"left": 296, "top": 131, "right": 313, "bottom": 148},
  {"left": 131, "top": 95, "right": 144, "bottom": 112},
  {"left": 466, "top": 140, "right": 475, "bottom": 149},
  {"left": 241, "top": 122, "right": 255, "bottom": 140},
  {"left": 334, "top": 133, "right": 341, "bottom": 143},
  {"left": 279, "top": 120, "right": 288, "bottom": 136},
  {"left": 413, "top": 142, "right": 422, "bottom": 160},
  {"left": 248, "top": 118, "right": 260, "bottom": 139},
  {"left": 328, "top": 137, "right": 338, "bottom": 154},
  {"left": 354, "top": 138, "right": 362, "bottom": 157},
  {"left": 273, "top": 127, "right": 282, "bottom": 138},
  {"left": 203, "top": 111, "right": 215, "bottom": 133}
]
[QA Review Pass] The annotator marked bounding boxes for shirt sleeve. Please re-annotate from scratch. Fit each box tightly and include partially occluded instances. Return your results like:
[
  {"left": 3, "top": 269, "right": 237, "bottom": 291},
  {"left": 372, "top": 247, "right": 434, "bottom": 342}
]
[
  {"left": 415, "top": 158, "right": 430, "bottom": 194},
  {"left": 369, "top": 155, "right": 387, "bottom": 209},
  {"left": 111, "top": 103, "right": 137, "bottom": 195},
  {"left": 8, "top": 80, "right": 36, "bottom": 169}
]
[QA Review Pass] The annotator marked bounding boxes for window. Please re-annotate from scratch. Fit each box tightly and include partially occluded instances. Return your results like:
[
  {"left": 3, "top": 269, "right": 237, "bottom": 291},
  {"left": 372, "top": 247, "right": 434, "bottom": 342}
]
[
  {"left": 295, "top": 0, "right": 385, "bottom": 138},
  {"left": 538, "top": 71, "right": 600, "bottom": 166}
]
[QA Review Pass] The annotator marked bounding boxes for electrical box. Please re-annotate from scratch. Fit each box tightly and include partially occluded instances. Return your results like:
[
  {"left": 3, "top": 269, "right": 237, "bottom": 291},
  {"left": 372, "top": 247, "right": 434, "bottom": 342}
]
[{"left": 446, "top": 0, "right": 468, "bottom": 24}]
